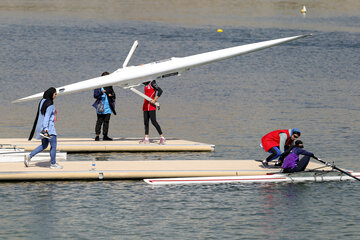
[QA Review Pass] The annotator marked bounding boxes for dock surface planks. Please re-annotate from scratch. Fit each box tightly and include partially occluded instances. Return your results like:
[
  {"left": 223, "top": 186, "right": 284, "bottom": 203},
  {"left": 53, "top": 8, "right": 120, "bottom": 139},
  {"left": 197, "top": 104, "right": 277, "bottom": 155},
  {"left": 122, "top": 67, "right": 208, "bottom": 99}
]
[
  {"left": 0, "top": 160, "right": 328, "bottom": 181},
  {"left": 0, "top": 138, "right": 215, "bottom": 152}
]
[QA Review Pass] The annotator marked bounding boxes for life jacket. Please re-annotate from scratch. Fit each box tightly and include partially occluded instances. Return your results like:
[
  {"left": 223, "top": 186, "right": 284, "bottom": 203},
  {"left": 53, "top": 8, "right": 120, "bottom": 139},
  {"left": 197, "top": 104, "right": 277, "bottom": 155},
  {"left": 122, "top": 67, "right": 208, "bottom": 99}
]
[
  {"left": 143, "top": 82, "right": 157, "bottom": 111},
  {"left": 261, "top": 129, "right": 293, "bottom": 152},
  {"left": 281, "top": 152, "right": 299, "bottom": 170}
]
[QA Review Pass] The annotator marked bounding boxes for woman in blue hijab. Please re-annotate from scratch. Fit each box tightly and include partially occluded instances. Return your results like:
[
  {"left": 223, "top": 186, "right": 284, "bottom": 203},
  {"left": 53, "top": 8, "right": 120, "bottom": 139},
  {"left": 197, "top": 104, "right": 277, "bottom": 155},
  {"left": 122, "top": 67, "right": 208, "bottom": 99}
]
[{"left": 25, "top": 87, "right": 62, "bottom": 169}]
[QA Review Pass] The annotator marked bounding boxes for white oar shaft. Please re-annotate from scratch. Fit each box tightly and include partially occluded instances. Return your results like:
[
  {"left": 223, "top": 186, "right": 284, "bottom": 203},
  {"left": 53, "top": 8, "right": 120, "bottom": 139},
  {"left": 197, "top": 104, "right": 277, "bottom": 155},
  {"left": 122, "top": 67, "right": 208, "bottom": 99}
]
[
  {"left": 123, "top": 40, "right": 138, "bottom": 68},
  {"left": 129, "top": 87, "right": 160, "bottom": 107}
]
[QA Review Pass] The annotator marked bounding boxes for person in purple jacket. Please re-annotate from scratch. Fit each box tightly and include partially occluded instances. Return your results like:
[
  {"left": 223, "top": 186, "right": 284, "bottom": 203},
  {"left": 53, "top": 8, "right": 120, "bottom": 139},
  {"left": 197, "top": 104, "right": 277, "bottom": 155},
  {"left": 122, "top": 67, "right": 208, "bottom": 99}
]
[{"left": 281, "top": 140, "right": 318, "bottom": 173}]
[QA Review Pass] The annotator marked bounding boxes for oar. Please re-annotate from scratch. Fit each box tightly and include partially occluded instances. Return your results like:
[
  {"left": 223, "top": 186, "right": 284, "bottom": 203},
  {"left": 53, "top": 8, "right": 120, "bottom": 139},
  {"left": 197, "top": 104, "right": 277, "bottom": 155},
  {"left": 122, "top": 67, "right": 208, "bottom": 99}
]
[{"left": 315, "top": 158, "right": 360, "bottom": 182}]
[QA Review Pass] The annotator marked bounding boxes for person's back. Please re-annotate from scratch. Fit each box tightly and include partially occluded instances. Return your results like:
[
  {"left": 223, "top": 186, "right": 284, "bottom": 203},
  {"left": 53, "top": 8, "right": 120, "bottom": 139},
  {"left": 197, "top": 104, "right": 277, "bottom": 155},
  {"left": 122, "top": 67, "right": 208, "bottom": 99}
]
[{"left": 281, "top": 141, "right": 317, "bottom": 173}]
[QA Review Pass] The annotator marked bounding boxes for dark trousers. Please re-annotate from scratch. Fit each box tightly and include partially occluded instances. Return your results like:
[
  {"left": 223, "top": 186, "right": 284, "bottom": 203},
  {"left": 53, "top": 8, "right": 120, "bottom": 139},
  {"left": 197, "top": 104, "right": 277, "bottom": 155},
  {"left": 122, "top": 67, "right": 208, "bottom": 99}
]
[
  {"left": 283, "top": 156, "right": 311, "bottom": 173},
  {"left": 95, "top": 114, "right": 111, "bottom": 136},
  {"left": 144, "top": 110, "right": 162, "bottom": 135},
  {"left": 266, "top": 147, "right": 281, "bottom": 162},
  {"left": 266, "top": 146, "right": 290, "bottom": 162}
]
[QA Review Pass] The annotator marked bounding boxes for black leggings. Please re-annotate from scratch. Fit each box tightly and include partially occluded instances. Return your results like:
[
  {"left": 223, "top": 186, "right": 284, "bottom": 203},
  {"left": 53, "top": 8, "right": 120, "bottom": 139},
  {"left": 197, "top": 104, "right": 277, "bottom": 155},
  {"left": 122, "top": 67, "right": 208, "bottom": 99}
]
[
  {"left": 266, "top": 147, "right": 281, "bottom": 162},
  {"left": 144, "top": 110, "right": 162, "bottom": 135},
  {"left": 95, "top": 114, "right": 111, "bottom": 136}
]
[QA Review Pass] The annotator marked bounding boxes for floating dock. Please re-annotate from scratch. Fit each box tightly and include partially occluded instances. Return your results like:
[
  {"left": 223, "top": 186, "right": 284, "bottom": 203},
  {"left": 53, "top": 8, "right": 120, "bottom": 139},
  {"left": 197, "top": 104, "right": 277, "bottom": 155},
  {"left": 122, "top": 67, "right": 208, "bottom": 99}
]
[
  {"left": 0, "top": 160, "right": 328, "bottom": 181},
  {"left": 0, "top": 138, "right": 215, "bottom": 152}
]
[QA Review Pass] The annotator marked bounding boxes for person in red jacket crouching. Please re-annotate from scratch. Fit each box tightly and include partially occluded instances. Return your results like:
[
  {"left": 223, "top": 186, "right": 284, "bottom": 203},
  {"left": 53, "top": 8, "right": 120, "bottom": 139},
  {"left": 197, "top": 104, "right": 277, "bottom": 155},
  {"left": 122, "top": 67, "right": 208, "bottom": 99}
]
[{"left": 260, "top": 128, "right": 301, "bottom": 168}]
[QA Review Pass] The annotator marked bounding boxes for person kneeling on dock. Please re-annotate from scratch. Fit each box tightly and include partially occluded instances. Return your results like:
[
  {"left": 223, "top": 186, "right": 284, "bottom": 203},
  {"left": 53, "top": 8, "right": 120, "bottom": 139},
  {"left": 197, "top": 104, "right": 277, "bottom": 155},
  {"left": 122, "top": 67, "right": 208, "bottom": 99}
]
[
  {"left": 25, "top": 87, "right": 62, "bottom": 169},
  {"left": 281, "top": 140, "right": 318, "bottom": 173},
  {"left": 260, "top": 128, "right": 301, "bottom": 168}
]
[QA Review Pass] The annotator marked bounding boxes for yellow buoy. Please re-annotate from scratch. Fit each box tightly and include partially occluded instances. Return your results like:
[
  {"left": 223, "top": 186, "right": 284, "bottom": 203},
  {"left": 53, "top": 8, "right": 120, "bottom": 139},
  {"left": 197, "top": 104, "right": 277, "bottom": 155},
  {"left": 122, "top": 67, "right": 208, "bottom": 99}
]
[
  {"left": 301, "top": 5, "right": 307, "bottom": 14},
  {"left": 217, "top": 29, "right": 223, "bottom": 33}
]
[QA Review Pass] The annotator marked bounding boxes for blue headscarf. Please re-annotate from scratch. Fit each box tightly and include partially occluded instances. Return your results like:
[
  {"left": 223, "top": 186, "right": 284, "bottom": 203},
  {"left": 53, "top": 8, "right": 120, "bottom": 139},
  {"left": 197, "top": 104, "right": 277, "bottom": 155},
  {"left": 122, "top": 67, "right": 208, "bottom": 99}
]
[{"left": 291, "top": 128, "right": 301, "bottom": 136}]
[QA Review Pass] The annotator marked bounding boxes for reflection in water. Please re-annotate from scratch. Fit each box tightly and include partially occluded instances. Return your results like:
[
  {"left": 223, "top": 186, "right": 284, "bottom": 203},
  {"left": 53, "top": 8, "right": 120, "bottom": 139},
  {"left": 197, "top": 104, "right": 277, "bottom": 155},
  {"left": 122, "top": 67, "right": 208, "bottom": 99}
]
[
  {"left": 94, "top": 154, "right": 111, "bottom": 161},
  {"left": 1, "top": 176, "right": 360, "bottom": 238}
]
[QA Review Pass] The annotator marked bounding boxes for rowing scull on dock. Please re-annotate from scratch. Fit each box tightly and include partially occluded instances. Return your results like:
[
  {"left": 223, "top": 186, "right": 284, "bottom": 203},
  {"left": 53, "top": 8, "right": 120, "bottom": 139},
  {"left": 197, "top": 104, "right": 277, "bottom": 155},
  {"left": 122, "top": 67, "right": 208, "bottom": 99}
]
[
  {"left": 144, "top": 159, "right": 360, "bottom": 185},
  {"left": 144, "top": 171, "right": 360, "bottom": 185}
]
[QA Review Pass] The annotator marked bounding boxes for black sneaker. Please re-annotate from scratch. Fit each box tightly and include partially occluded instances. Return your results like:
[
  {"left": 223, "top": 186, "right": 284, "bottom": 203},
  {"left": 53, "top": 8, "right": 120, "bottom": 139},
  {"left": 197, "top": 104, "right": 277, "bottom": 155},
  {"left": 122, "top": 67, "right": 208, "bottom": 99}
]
[
  {"left": 103, "top": 136, "right": 113, "bottom": 141},
  {"left": 274, "top": 161, "right": 282, "bottom": 167},
  {"left": 262, "top": 160, "right": 269, "bottom": 168},
  {"left": 95, "top": 136, "right": 100, "bottom": 141}
]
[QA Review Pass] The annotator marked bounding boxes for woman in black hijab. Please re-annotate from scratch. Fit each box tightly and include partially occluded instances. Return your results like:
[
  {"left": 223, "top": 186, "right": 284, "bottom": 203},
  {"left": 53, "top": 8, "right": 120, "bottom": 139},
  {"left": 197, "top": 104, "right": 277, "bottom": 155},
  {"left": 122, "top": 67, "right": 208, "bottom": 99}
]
[{"left": 25, "top": 87, "right": 62, "bottom": 169}]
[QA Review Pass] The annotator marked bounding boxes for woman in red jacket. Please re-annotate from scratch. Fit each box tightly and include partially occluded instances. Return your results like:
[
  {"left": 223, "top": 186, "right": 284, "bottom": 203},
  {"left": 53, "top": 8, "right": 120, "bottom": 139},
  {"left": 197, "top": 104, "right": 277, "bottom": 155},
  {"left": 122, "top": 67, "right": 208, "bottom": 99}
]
[
  {"left": 139, "top": 80, "right": 166, "bottom": 144},
  {"left": 260, "top": 128, "right": 301, "bottom": 168}
]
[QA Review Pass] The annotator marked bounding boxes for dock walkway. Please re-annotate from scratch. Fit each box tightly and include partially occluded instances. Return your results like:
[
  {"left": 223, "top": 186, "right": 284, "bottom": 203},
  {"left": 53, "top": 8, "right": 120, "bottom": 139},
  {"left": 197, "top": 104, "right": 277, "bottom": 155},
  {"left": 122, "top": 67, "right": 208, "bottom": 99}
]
[
  {"left": 0, "top": 160, "right": 328, "bottom": 181},
  {"left": 0, "top": 138, "right": 215, "bottom": 152}
]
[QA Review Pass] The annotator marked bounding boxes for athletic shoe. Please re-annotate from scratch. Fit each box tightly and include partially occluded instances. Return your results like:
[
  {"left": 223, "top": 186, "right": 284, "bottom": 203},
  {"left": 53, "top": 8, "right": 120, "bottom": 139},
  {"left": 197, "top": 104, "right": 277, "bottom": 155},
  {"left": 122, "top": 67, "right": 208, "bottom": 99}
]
[
  {"left": 262, "top": 160, "right": 269, "bottom": 168},
  {"left": 40, "top": 130, "right": 51, "bottom": 139},
  {"left": 139, "top": 138, "right": 150, "bottom": 144},
  {"left": 159, "top": 137, "right": 166, "bottom": 145},
  {"left": 50, "top": 163, "right": 63, "bottom": 169},
  {"left": 274, "top": 161, "right": 282, "bottom": 167},
  {"left": 103, "top": 136, "right": 113, "bottom": 141},
  {"left": 95, "top": 136, "right": 100, "bottom": 141},
  {"left": 24, "top": 154, "right": 31, "bottom": 167}
]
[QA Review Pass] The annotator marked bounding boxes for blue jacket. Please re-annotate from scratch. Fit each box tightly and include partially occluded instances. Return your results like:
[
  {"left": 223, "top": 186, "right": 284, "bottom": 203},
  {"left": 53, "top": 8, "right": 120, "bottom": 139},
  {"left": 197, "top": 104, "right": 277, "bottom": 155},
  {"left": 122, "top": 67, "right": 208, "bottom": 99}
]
[
  {"left": 92, "top": 87, "right": 116, "bottom": 115},
  {"left": 35, "top": 99, "right": 57, "bottom": 139}
]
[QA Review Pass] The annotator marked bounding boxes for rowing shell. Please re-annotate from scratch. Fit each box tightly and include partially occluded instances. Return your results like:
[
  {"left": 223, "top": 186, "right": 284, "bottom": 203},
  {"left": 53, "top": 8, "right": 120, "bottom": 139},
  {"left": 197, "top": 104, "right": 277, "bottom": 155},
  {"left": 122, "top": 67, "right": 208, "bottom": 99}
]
[
  {"left": 144, "top": 171, "right": 360, "bottom": 185},
  {"left": 13, "top": 34, "right": 311, "bottom": 103}
]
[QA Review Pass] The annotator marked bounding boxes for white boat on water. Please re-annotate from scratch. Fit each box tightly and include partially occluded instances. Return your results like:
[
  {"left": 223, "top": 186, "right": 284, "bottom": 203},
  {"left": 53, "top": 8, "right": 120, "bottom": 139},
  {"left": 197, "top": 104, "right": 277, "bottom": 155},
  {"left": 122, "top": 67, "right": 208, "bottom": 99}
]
[
  {"left": 144, "top": 170, "right": 360, "bottom": 185},
  {"left": 0, "top": 145, "right": 67, "bottom": 162}
]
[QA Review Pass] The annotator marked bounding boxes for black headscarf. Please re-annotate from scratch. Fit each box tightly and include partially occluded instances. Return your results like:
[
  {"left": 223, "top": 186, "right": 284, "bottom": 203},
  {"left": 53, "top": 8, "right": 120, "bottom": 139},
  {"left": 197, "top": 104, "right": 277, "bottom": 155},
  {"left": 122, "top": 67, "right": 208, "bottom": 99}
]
[
  {"left": 40, "top": 87, "right": 56, "bottom": 115},
  {"left": 28, "top": 87, "right": 56, "bottom": 140}
]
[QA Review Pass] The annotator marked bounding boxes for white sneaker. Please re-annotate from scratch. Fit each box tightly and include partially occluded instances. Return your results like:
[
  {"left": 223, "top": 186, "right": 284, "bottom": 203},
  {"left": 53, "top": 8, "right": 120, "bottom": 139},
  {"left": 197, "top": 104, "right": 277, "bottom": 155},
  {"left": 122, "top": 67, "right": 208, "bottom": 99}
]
[
  {"left": 139, "top": 138, "right": 150, "bottom": 144},
  {"left": 24, "top": 154, "right": 31, "bottom": 167},
  {"left": 159, "top": 137, "right": 166, "bottom": 145},
  {"left": 50, "top": 163, "right": 63, "bottom": 169}
]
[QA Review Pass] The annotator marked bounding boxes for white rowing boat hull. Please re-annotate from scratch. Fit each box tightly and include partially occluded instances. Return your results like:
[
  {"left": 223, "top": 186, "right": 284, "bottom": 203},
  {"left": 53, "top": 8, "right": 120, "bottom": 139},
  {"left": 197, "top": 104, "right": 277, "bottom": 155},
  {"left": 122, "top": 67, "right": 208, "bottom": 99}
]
[
  {"left": 0, "top": 152, "right": 67, "bottom": 162},
  {"left": 144, "top": 171, "right": 360, "bottom": 185},
  {"left": 14, "top": 34, "right": 311, "bottom": 103}
]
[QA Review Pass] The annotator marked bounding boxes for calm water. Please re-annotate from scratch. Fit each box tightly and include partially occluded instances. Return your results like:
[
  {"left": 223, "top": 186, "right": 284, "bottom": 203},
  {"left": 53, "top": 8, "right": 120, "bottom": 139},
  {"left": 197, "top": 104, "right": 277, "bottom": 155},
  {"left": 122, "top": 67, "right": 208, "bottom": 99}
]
[{"left": 0, "top": 0, "right": 360, "bottom": 239}]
